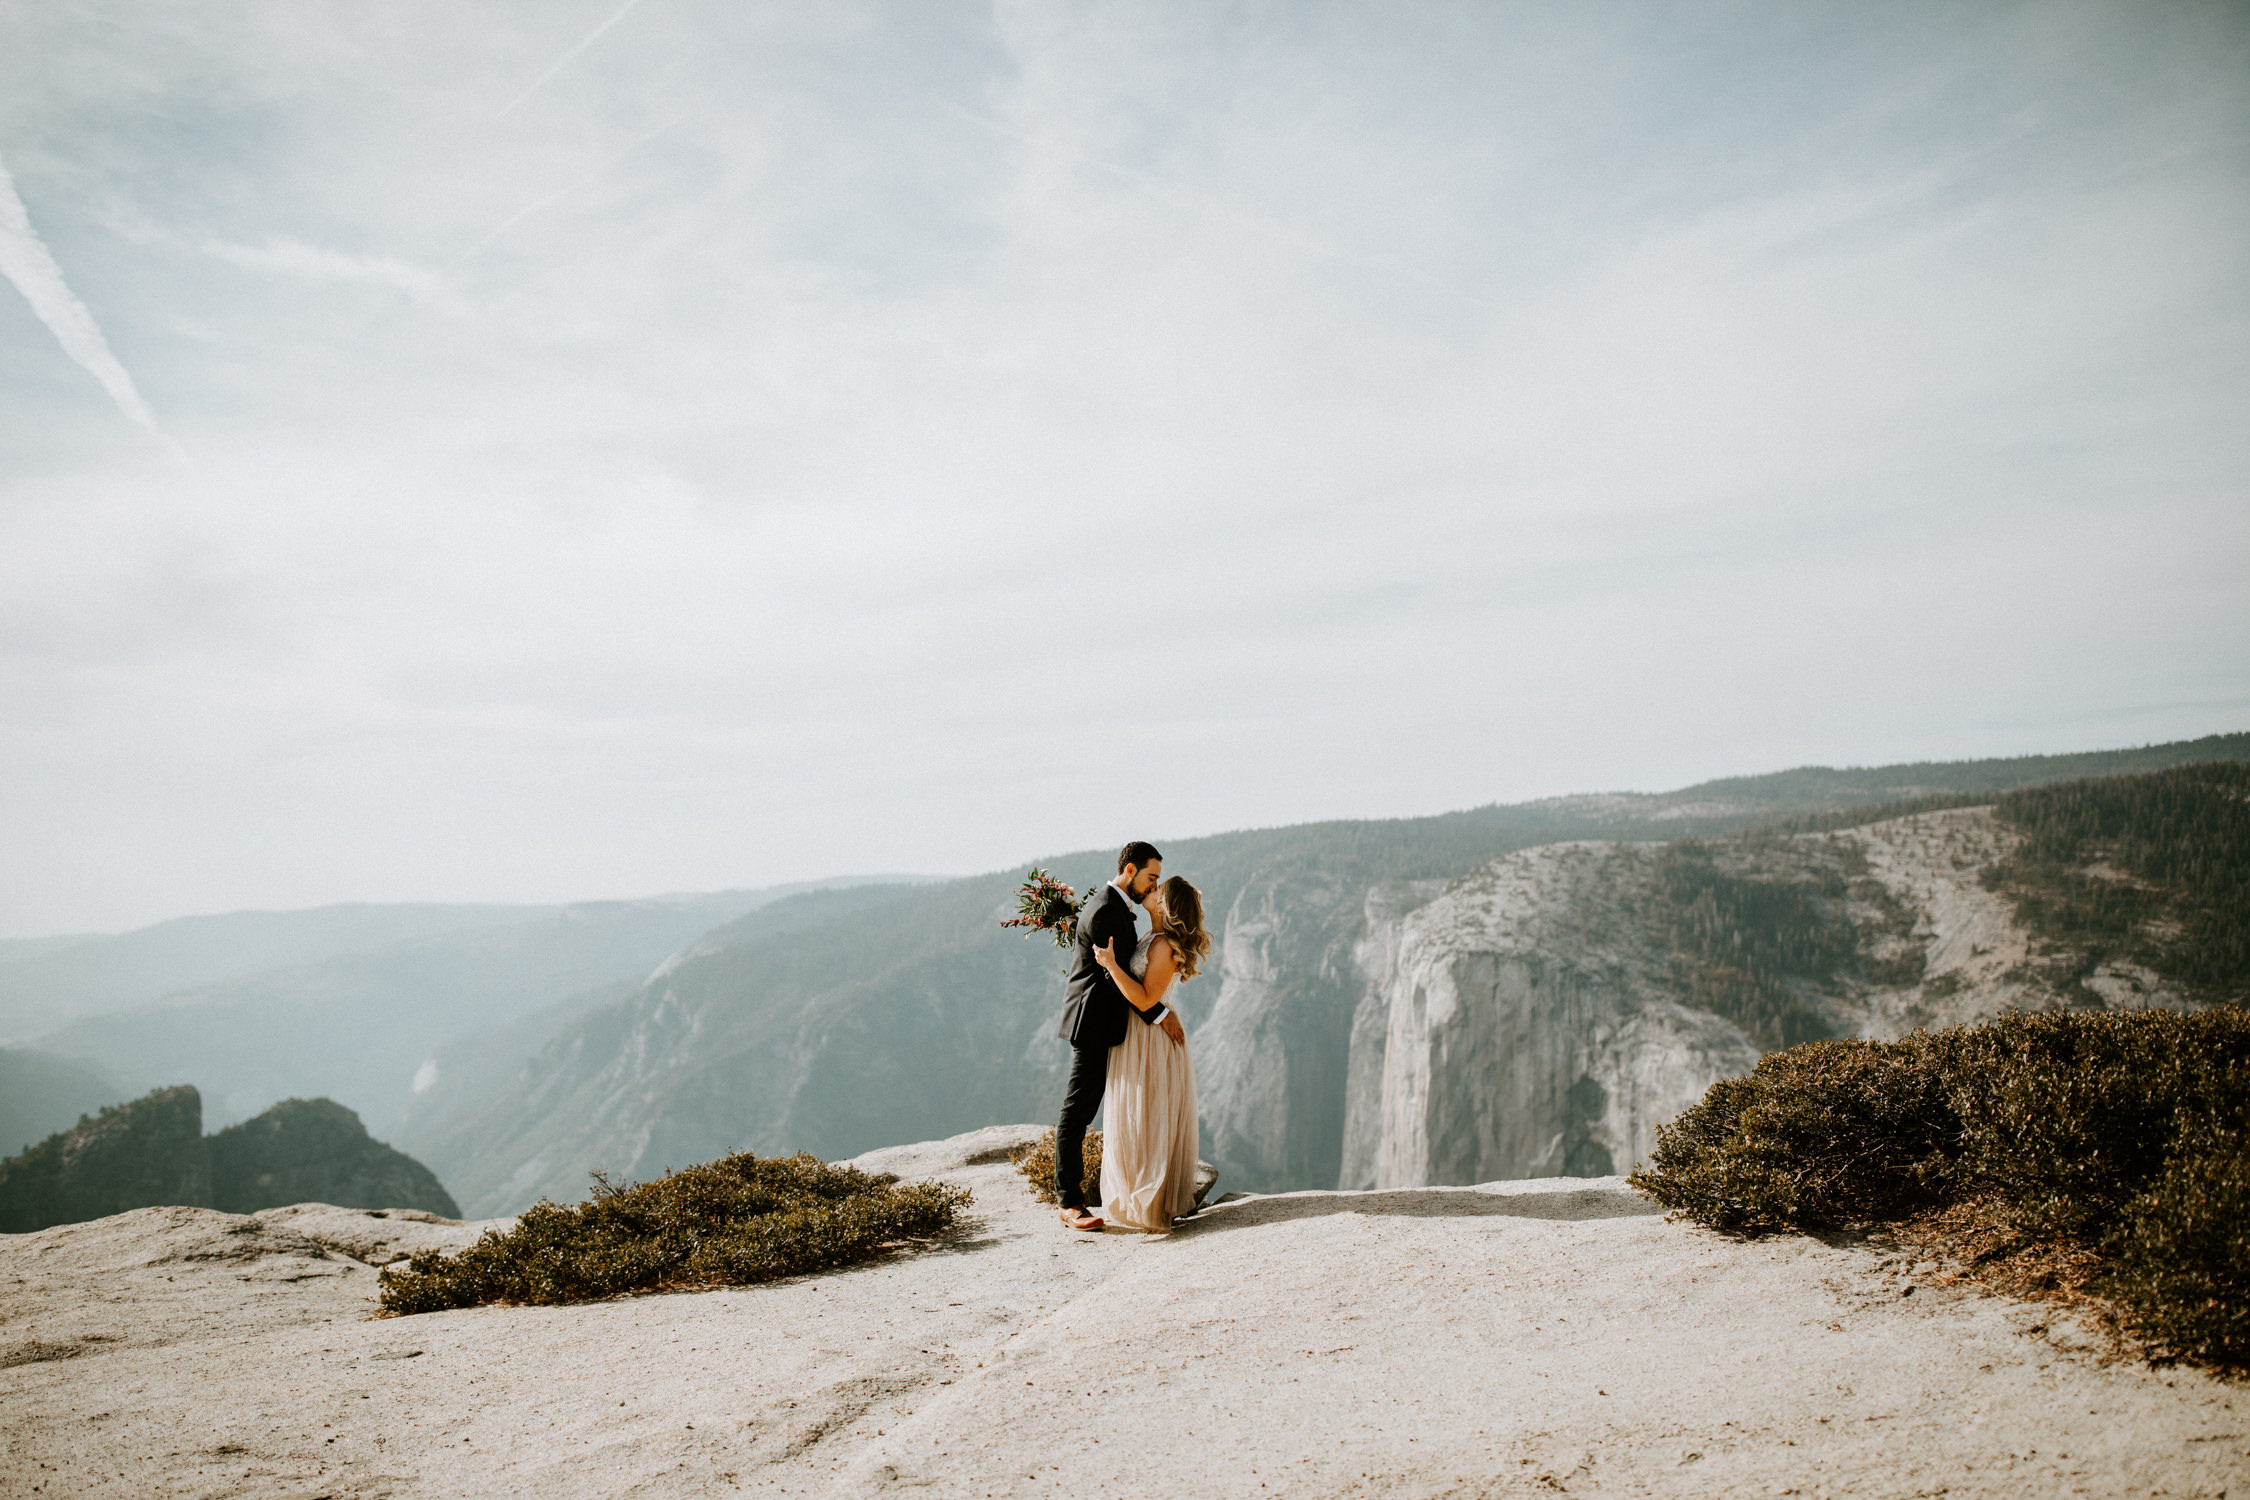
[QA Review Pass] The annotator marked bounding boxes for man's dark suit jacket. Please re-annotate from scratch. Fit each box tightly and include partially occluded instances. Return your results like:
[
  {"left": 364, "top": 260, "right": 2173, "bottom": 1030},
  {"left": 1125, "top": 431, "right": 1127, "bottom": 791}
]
[{"left": 1056, "top": 882, "right": 1162, "bottom": 1049}]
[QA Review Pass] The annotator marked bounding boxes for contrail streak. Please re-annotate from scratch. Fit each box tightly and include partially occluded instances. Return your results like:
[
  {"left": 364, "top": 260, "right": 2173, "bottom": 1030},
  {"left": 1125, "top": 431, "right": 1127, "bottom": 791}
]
[
  {"left": 501, "top": 0, "right": 647, "bottom": 116},
  {"left": 0, "top": 150, "right": 163, "bottom": 439},
  {"left": 453, "top": 116, "right": 685, "bottom": 265}
]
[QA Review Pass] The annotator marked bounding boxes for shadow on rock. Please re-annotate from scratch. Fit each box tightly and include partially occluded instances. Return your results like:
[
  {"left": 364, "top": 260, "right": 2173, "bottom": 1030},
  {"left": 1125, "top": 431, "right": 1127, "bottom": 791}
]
[{"left": 1172, "top": 1182, "right": 1663, "bottom": 1234}]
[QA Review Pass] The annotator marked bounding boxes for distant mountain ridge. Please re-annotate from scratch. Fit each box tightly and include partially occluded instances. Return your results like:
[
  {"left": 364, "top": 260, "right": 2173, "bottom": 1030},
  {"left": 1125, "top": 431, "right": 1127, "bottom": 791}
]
[
  {"left": 1400, "top": 733, "right": 2250, "bottom": 825},
  {"left": 409, "top": 733, "right": 2250, "bottom": 1214},
  {"left": 40, "top": 894, "right": 780, "bottom": 1134},
  {"left": 0, "top": 875, "right": 945, "bottom": 1040},
  {"left": 9, "top": 876, "right": 944, "bottom": 1144},
  {"left": 0, "top": 903, "right": 557, "bottom": 1039}
]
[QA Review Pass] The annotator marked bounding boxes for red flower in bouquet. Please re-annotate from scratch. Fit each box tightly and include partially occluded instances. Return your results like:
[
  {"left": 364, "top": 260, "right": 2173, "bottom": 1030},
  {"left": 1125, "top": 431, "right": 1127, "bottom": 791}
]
[{"left": 1002, "top": 868, "right": 1082, "bottom": 950}]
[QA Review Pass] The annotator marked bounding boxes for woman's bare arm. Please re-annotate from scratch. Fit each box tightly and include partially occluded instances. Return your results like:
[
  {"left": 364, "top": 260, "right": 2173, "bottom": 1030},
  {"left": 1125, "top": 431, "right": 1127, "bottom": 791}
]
[{"left": 1095, "top": 935, "right": 1176, "bottom": 1011}]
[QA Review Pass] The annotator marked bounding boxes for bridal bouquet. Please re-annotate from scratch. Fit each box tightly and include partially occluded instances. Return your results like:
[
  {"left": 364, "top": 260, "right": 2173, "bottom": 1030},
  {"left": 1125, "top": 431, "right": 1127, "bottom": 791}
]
[{"left": 1002, "top": 868, "right": 1082, "bottom": 949}]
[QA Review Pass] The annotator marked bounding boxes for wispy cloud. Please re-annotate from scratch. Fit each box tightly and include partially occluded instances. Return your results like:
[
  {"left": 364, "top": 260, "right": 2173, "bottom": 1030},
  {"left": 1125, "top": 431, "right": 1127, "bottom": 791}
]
[
  {"left": 203, "top": 236, "right": 442, "bottom": 295},
  {"left": 2, "top": 1, "right": 2244, "bottom": 936},
  {"left": 944, "top": 101, "right": 1505, "bottom": 313},
  {"left": 0, "top": 150, "right": 163, "bottom": 440},
  {"left": 454, "top": 115, "right": 685, "bottom": 263},
  {"left": 500, "top": 0, "right": 647, "bottom": 116}
]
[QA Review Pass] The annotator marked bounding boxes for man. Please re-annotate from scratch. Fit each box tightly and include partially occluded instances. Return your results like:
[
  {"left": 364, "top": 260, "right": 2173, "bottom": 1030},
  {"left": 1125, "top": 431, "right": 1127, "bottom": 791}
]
[{"left": 1053, "top": 840, "right": 1186, "bottom": 1230}]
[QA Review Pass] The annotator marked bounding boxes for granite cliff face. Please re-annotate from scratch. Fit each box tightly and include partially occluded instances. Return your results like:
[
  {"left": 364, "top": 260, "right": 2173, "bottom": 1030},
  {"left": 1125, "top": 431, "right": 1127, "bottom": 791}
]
[
  {"left": 0, "top": 1086, "right": 458, "bottom": 1231},
  {"left": 1200, "top": 844, "right": 1758, "bottom": 1194},
  {"left": 1347, "top": 843, "right": 1759, "bottom": 1188},
  {"left": 1207, "top": 803, "right": 2217, "bottom": 1193},
  {"left": 1335, "top": 806, "right": 2208, "bottom": 1189},
  {"left": 1191, "top": 870, "right": 1370, "bottom": 1195}
]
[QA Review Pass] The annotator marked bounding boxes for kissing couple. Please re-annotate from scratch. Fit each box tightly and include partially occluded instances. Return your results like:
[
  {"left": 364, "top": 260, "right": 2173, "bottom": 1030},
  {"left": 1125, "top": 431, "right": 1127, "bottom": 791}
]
[{"left": 1052, "top": 841, "right": 1211, "bottom": 1233}]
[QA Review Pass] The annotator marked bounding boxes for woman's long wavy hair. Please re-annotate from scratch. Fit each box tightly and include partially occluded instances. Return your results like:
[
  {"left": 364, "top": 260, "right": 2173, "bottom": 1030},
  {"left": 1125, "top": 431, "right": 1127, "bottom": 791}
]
[{"left": 1153, "top": 876, "right": 1211, "bottom": 980}]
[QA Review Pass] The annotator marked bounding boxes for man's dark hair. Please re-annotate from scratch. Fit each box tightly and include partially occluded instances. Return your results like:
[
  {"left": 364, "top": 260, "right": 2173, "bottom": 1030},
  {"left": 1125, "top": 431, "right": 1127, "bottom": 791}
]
[{"left": 1117, "top": 841, "right": 1163, "bottom": 874}]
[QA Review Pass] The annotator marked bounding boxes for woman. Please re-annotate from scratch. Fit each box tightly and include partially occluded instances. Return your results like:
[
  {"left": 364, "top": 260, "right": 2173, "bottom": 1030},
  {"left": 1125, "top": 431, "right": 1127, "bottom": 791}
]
[{"left": 1092, "top": 875, "right": 1210, "bottom": 1231}]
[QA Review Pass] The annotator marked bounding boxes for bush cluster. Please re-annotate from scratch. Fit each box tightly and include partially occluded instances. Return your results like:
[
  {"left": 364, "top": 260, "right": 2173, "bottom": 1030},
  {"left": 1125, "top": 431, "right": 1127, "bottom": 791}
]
[
  {"left": 1007, "top": 1129, "right": 1102, "bottom": 1207},
  {"left": 1629, "top": 1009, "right": 2249, "bottom": 1370},
  {"left": 377, "top": 1150, "right": 969, "bottom": 1316}
]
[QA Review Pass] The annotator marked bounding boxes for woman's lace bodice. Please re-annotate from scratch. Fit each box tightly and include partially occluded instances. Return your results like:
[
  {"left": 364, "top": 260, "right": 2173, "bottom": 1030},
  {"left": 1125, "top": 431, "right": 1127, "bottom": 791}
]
[{"left": 1129, "top": 930, "right": 1171, "bottom": 981}]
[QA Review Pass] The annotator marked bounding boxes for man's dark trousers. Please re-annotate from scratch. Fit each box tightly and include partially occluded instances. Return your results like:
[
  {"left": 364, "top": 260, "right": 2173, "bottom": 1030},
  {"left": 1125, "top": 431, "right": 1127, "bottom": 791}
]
[{"left": 1055, "top": 1044, "right": 1106, "bottom": 1209}]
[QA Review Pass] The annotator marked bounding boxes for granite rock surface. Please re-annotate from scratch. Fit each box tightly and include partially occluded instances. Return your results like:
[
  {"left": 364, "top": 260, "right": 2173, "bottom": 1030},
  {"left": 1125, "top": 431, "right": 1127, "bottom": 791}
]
[{"left": 2, "top": 1124, "right": 2240, "bottom": 1499}]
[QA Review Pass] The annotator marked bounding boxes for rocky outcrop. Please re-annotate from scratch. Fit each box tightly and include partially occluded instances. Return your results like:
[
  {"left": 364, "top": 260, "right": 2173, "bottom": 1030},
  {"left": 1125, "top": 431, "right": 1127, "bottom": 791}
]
[
  {"left": 0, "top": 1085, "right": 209, "bottom": 1233},
  {"left": 0, "top": 1086, "right": 459, "bottom": 1232},
  {"left": 1340, "top": 806, "right": 2210, "bottom": 1189},
  {"left": 1191, "top": 870, "right": 1373, "bottom": 1195},
  {"left": 1343, "top": 844, "right": 1759, "bottom": 1188},
  {"left": 209, "top": 1098, "right": 460, "bottom": 1219}
]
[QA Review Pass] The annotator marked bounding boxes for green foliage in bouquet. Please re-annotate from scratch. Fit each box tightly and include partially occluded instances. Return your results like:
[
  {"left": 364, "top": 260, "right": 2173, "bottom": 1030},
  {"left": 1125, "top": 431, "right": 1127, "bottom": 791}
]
[
  {"left": 377, "top": 1150, "right": 969, "bottom": 1315},
  {"left": 1002, "top": 868, "right": 1083, "bottom": 950}
]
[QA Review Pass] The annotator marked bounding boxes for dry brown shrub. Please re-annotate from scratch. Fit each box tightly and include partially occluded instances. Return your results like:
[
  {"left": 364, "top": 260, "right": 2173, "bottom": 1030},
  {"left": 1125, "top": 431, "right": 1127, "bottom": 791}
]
[{"left": 1007, "top": 1129, "right": 1101, "bottom": 1206}]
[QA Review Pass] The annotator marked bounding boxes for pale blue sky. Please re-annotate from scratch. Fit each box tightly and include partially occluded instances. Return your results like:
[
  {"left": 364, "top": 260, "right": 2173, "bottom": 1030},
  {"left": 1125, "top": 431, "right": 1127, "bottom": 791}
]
[{"left": 2, "top": 0, "right": 2246, "bottom": 935}]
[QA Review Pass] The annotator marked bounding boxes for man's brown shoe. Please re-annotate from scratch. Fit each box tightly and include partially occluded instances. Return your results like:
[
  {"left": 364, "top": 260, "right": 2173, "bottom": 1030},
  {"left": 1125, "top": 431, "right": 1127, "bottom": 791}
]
[{"left": 1060, "top": 1206, "right": 1104, "bottom": 1231}]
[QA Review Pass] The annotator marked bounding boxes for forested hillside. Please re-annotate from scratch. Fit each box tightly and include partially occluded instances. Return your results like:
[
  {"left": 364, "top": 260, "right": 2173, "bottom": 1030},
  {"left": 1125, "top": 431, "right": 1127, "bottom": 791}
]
[
  {"left": 0, "top": 1087, "right": 458, "bottom": 1232},
  {"left": 1987, "top": 762, "right": 2250, "bottom": 1002}
]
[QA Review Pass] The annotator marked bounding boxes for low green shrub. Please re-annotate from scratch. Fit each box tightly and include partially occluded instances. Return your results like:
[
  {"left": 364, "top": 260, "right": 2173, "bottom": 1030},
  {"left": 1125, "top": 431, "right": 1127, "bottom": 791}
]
[
  {"left": 2107, "top": 1104, "right": 2250, "bottom": 1365},
  {"left": 1627, "top": 1037, "right": 1961, "bottom": 1233},
  {"left": 377, "top": 1150, "right": 969, "bottom": 1316},
  {"left": 1007, "top": 1129, "right": 1101, "bottom": 1207},
  {"left": 1630, "top": 1009, "right": 2250, "bottom": 1370}
]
